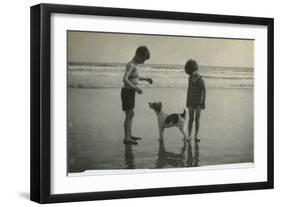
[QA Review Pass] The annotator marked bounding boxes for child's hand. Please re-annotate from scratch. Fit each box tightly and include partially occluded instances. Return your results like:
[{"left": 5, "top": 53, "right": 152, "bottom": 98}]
[
  {"left": 200, "top": 103, "right": 205, "bottom": 110},
  {"left": 146, "top": 78, "right": 153, "bottom": 84},
  {"left": 135, "top": 87, "right": 143, "bottom": 94}
]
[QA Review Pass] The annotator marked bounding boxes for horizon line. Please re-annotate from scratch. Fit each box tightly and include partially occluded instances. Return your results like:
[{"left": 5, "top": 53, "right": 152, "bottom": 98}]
[{"left": 67, "top": 61, "right": 254, "bottom": 69}]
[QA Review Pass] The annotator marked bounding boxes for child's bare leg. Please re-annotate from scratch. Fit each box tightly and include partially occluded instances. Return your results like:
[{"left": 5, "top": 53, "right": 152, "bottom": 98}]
[
  {"left": 159, "top": 127, "right": 164, "bottom": 140},
  {"left": 128, "top": 110, "right": 134, "bottom": 138},
  {"left": 124, "top": 112, "right": 129, "bottom": 139},
  {"left": 127, "top": 112, "right": 141, "bottom": 140},
  {"left": 124, "top": 110, "right": 134, "bottom": 140},
  {"left": 195, "top": 107, "right": 201, "bottom": 141},
  {"left": 188, "top": 108, "right": 195, "bottom": 139}
]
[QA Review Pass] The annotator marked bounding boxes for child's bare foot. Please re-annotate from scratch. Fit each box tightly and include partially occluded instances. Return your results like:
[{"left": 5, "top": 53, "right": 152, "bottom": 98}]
[
  {"left": 131, "top": 136, "right": 142, "bottom": 141},
  {"left": 195, "top": 137, "right": 200, "bottom": 142},
  {"left": 186, "top": 136, "right": 192, "bottom": 142},
  {"left": 123, "top": 138, "right": 138, "bottom": 145}
]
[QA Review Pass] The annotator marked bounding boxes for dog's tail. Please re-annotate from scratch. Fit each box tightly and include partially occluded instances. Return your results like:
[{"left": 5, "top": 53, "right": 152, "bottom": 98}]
[{"left": 180, "top": 108, "right": 186, "bottom": 119}]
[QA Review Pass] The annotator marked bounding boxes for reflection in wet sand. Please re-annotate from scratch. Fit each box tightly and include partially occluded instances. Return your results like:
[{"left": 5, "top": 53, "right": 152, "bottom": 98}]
[
  {"left": 186, "top": 141, "right": 200, "bottom": 167},
  {"left": 156, "top": 139, "right": 200, "bottom": 168},
  {"left": 194, "top": 141, "right": 200, "bottom": 166},
  {"left": 124, "top": 144, "right": 135, "bottom": 169},
  {"left": 68, "top": 88, "right": 253, "bottom": 172}
]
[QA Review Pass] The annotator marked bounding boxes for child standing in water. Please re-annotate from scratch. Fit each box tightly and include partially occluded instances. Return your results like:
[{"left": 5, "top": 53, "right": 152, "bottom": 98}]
[
  {"left": 121, "top": 46, "right": 153, "bottom": 144},
  {"left": 185, "top": 59, "right": 206, "bottom": 142}
]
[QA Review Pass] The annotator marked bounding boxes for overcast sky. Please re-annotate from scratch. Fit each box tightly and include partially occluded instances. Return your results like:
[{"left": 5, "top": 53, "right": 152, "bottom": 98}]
[{"left": 68, "top": 31, "right": 253, "bottom": 68}]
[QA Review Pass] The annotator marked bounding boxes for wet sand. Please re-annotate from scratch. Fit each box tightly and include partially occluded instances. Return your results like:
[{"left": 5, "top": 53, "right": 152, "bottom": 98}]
[{"left": 67, "top": 87, "right": 253, "bottom": 173}]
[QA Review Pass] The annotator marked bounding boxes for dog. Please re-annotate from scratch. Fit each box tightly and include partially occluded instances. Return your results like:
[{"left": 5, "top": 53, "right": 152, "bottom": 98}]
[{"left": 149, "top": 102, "right": 189, "bottom": 141}]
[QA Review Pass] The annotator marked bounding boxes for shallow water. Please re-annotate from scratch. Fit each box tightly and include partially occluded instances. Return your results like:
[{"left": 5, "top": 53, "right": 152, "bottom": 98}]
[
  {"left": 68, "top": 64, "right": 253, "bottom": 89},
  {"left": 67, "top": 87, "right": 253, "bottom": 173}
]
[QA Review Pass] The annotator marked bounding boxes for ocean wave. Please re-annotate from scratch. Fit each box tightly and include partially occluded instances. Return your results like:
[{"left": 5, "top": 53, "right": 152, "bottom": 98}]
[
  {"left": 67, "top": 64, "right": 253, "bottom": 89},
  {"left": 203, "top": 74, "right": 253, "bottom": 80}
]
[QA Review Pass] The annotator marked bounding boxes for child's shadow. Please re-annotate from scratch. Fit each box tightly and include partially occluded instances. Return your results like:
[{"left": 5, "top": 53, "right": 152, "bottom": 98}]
[{"left": 156, "top": 139, "right": 200, "bottom": 168}]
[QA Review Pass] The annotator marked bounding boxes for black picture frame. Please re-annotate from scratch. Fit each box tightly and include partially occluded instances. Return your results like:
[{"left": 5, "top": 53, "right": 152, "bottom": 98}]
[{"left": 30, "top": 3, "right": 274, "bottom": 204}]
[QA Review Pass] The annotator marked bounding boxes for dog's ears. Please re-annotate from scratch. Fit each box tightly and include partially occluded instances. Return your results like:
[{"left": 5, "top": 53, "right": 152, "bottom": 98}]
[
  {"left": 153, "top": 102, "right": 161, "bottom": 113},
  {"left": 154, "top": 102, "right": 162, "bottom": 113},
  {"left": 158, "top": 102, "right": 162, "bottom": 110},
  {"left": 149, "top": 102, "right": 162, "bottom": 113}
]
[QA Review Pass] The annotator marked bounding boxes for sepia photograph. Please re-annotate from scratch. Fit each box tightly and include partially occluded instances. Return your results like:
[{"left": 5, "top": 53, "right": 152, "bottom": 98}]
[
  {"left": 67, "top": 31, "right": 254, "bottom": 174},
  {"left": 30, "top": 4, "right": 273, "bottom": 203}
]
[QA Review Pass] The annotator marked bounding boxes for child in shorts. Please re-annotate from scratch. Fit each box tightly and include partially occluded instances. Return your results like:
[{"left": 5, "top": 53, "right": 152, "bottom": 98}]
[{"left": 121, "top": 46, "right": 153, "bottom": 144}]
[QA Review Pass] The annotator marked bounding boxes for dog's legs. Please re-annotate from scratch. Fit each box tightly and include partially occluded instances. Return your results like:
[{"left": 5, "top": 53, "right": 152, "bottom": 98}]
[{"left": 179, "top": 125, "right": 189, "bottom": 142}]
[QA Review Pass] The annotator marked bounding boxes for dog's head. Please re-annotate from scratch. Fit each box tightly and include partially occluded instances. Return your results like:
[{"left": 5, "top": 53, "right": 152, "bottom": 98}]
[{"left": 149, "top": 102, "right": 162, "bottom": 113}]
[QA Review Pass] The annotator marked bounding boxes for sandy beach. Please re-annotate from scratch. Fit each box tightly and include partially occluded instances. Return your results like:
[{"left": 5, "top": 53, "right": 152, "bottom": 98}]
[{"left": 67, "top": 87, "right": 253, "bottom": 173}]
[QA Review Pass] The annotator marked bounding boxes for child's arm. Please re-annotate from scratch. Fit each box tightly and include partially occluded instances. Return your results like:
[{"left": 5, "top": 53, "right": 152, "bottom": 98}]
[
  {"left": 123, "top": 64, "right": 143, "bottom": 94},
  {"left": 138, "top": 77, "right": 153, "bottom": 84},
  {"left": 200, "top": 78, "right": 206, "bottom": 109}
]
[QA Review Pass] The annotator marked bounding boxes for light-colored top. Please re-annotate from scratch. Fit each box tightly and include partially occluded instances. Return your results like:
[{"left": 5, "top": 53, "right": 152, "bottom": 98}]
[{"left": 123, "top": 62, "right": 139, "bottom": 88}]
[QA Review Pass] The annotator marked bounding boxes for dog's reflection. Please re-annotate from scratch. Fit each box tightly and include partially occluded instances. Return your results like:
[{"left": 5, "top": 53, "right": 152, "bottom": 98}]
[
  {"left": 156, "top": 139, "right": 200, "bottom": 168},
  {"left": 124, "top": 144, "right": 135, "bottom": 169}
]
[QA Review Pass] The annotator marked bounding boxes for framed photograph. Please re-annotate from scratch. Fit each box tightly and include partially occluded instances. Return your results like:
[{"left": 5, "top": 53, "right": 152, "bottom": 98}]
[{"left": 30, "top": 3, "right": 274, "bottom": 203}]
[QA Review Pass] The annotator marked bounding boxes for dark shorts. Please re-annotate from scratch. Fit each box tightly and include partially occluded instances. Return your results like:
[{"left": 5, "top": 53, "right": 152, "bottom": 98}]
[{"left": 121, "top": 87, "right": 136, "bottom": 111}]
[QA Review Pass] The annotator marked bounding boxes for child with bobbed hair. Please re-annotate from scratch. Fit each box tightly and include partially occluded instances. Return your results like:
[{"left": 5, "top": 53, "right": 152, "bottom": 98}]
[{"left": 184, "top": 59, "right": 206, "bottom": 142}]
